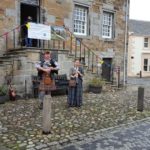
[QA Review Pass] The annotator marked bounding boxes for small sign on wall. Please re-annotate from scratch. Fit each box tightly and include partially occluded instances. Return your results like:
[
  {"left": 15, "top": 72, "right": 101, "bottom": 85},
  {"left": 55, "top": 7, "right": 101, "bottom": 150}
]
[{"left": 28, "top": 23, "right": 51, "bottom": 40}]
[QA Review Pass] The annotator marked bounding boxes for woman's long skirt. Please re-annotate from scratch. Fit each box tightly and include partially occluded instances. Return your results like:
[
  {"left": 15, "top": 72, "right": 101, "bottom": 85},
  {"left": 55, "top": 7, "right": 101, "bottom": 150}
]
[{"left": 67, "top": 79, "right": 83, "bottom": 107}]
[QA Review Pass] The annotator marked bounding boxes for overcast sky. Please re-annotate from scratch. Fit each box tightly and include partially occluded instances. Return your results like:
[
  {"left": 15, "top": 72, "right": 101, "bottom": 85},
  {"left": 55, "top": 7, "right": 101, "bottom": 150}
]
[{"left": 130, "top": 0, "right": 150, "bottom": 21}]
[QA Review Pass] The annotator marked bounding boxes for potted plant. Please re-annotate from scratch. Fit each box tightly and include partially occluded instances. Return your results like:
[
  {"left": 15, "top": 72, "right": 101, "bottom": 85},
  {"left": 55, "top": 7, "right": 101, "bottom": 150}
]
[
  {"left": 0, "top": 85, "right": 8, "bottom": 104},
  {"left": 88, "top": 77, "right": 105, "bottom": 94}
]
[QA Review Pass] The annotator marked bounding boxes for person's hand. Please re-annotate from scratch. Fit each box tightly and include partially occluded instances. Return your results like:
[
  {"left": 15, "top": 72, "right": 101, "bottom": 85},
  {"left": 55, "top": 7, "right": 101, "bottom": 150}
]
[
  {"left": 44, "top": 68, "right": 51, "bottom": 73},
  {"left": 75, "top": 73, "right": 78, "bottom": 77},
  {"left": 49, "top": 67, "right": 54, "bottom": 70},
  {"left": 77, "top": 71, "right": 81, "bottom": 74}
]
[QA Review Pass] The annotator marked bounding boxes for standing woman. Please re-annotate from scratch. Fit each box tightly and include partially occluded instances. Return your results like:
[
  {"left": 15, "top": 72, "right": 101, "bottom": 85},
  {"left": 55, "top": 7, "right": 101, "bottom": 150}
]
[{"left": 68, "top": 59, "right": 84, "bottom": 107}]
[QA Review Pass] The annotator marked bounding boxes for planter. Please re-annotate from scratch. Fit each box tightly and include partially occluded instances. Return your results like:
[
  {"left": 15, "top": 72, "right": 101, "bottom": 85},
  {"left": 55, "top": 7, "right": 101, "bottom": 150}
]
[
  {"left": 88, "top": 85, "right": 102, "bottom": 94},
  {"left": 0, "top": 95, "right": 8, "bottom": 104}
]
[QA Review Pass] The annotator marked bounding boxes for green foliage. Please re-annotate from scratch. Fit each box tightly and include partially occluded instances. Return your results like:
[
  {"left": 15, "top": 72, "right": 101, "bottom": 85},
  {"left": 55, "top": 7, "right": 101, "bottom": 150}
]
[
  {"left": 0, "top": 85, "right": 8, "bottom": 96},
  {"left": 88, "top": 77, "right": 105, "bottom": 87}
]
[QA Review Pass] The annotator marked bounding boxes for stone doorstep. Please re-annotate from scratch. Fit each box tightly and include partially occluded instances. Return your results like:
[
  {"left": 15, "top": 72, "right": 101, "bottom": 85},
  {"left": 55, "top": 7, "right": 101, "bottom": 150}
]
[{"left": 47, "top": 117, "right": 150, "bottom": 148}]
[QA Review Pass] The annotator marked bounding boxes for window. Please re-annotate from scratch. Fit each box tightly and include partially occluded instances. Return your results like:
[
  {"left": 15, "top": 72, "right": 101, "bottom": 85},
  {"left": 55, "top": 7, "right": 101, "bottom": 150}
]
[
  {"left": 143, "top": 59, "right": 150, "bottom": 71},
  {"left": 144, "top": 37, "right": 149, "bottom": 48},
  {"left": 102, "top": 11, "right": 114, "bottom": 39},
  {"left": 20, "top": 0, "right": 39, "bottom": 6},
  {"left": 74, "top": 5, "right": 88, "bottom": 36}
]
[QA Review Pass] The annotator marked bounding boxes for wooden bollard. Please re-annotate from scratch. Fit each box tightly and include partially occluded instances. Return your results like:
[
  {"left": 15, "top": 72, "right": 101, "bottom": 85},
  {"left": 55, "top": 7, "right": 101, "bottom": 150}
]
[
  {"left": 42, "top": 94, "right": 52, "bottom": 134},
  {"left": 137, "top": 87, "right": 144, "bottom": 112},
  {"left": 140, "top": 71, "right": 142, "bottom": 78}
]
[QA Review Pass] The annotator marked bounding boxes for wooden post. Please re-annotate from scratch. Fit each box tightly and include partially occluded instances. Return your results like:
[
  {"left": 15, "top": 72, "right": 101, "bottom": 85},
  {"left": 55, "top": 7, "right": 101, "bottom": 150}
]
[
  {"left": 137, "top": 87, "right": 144, "bottom": 112},
  {"left": 118, "top": 68, "right": 120, "bottom": 88},
  {"left": 25, "top": 79, "right": 27, "bottom": 100},
  {"left": 140, "top": 71, "right": 142, "bottom": 78},
  {"left": 42, "top": 94, "right": 52, "bottom": 134}
]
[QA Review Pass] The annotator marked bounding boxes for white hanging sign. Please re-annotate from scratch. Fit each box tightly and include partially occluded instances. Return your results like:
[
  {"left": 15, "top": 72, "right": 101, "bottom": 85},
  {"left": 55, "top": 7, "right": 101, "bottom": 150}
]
[{"left": 28, "top": 23, "right": 51, "bottom": 40}]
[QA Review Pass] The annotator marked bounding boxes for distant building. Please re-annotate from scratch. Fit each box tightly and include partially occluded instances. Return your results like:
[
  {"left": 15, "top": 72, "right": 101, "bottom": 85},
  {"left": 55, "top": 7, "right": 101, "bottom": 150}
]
[{"left": 128, "top": 19, "right": 150, "bottom": 77}]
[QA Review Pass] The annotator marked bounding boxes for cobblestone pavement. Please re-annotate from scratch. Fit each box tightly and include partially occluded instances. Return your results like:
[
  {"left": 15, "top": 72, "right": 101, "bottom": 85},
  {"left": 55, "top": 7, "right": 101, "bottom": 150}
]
[
  {"left": 1, "top": 86, "right": 150, "bottom": 149},
  {"left": 61, "top": 118, "right": 150, "bottom": 150}
]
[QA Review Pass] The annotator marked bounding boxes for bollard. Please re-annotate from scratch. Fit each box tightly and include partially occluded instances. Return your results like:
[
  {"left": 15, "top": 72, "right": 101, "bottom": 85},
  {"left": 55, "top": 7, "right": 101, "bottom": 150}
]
[
  {"left": 42, "top": 94, "right": 52, "bottom": 134},
  {"left": 137, "top": 86, "right": 144, "bottom": 112},
  {"left": 140, "top": 71, "right": 142, "bottom": 78},
  {"left": 25, "top": 80, "right": 27, "bottom": 100}
]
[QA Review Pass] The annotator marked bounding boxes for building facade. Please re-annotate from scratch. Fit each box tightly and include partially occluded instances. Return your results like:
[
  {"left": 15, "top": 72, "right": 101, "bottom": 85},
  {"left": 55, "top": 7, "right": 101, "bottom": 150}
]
[
  {"left": 128, "top": 19, "right": 150, "bottom": 77},
  {"left": 0, "top": 0, "right": 129, "bottom": 95}
]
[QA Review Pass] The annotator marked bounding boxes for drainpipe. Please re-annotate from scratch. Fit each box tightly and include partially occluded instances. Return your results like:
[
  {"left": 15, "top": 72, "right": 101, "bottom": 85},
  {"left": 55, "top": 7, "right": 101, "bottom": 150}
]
[{"left": 123, "top": 0, "right": 129, "bottom": 85}]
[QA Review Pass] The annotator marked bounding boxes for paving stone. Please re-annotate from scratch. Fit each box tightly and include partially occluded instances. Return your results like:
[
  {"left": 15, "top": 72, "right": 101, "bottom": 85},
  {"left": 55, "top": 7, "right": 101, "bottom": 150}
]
[
  {"left": 35, "top": 144, "right": 48, "bottom": 149},
  {"left": 27, "top": 144, "right": 35, "bottom": 148},
  {"left": 0, "top": 84, "right": 150, "bottom": 149},
  {"left": 61, "top": 119, "right": 150, "bottom": 149}
]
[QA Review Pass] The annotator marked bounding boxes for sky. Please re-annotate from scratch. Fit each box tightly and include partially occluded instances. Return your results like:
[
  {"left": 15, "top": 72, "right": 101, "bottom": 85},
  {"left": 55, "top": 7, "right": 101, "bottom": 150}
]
[{"left": 130, "top": 0, "right": 150, "bottom": 21}]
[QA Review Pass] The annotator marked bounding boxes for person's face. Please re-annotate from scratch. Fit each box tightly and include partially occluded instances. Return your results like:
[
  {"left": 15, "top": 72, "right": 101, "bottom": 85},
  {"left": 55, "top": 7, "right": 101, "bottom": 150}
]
[
  {"left": 74, "top": 60, "right": 80, "bottom": 67},
  {"left": 44, "top": 53, "right": 51, "bottom": 60}
]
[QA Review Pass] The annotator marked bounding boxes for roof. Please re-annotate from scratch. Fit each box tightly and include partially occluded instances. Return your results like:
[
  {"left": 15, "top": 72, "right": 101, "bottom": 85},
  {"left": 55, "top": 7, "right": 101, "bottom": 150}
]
[{"left": 129, "top": 19, "right": 150, "bottom": 36}]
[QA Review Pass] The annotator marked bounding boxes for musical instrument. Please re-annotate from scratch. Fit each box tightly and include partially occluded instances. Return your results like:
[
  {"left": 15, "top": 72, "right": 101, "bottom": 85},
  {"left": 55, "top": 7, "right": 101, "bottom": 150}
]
[{"left": 43, "top": 72, "right": 53, "bottom": 85}]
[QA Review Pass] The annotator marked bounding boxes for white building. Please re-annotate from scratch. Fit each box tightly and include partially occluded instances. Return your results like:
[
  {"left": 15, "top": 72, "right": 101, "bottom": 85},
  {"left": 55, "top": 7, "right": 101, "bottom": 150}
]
[{"left": 128, "top": 20, "right": 150, "bottom": 77}]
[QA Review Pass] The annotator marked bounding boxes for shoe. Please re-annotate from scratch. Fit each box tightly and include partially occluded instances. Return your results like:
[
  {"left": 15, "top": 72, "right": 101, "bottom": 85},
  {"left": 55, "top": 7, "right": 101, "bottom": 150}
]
[
  {"left": 42, "top": 131, "right": 51, "bottom": 135},
  {"left": 39, "top": 102, "right": 43, "bottom": 109}
]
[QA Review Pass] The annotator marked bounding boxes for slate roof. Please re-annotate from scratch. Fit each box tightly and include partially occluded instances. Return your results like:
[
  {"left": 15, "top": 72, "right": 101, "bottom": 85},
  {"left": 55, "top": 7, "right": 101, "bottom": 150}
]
[{"left": 129, "top": 19, "right": 150, "bottom": 36}]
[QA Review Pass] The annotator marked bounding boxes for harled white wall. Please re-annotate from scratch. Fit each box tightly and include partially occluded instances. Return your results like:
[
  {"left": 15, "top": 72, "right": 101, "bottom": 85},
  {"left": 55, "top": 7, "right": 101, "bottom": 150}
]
[{"left": 128, "top": 35, "right": 150, "bottom": 77}]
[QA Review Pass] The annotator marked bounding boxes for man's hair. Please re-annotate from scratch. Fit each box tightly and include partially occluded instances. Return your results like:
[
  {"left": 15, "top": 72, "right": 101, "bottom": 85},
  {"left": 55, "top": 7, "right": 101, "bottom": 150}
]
[{"left": 44, "top": 51, "right": 50, "bottom": 55}]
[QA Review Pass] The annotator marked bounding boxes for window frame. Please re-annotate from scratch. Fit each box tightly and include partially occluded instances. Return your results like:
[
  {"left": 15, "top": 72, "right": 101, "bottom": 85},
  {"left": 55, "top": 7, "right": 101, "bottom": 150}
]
[
  {"left": 144, "top": 37, "right": 149, "bottom": 48},
  {"left": 143, "top": 58, "right": 150, "bottom": 72},
  {"left": 73, "top": 5, "right": 88, "bottom": 36},
  {"left": 102, "top": 11, "right": 114, "bottom": 39}
]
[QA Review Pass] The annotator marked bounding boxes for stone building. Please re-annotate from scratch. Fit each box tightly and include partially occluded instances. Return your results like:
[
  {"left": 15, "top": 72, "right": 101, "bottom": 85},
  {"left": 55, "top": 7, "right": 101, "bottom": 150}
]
[{"left": 0, "top": 0, "right": 129, "bottom": 97}]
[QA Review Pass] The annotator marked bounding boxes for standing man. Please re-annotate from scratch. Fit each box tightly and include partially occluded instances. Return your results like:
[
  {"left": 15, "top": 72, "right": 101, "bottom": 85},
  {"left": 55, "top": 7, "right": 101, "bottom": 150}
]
[
  {"left": 25, "top": 16, "right": 33, "bottom": 47},
  {"left": 35, "top": 51, "right": 59, "bottom": 109}
]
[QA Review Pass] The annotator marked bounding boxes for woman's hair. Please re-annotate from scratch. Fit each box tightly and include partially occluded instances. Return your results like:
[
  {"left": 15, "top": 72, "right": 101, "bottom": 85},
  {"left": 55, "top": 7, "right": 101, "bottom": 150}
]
[{"left": 74, "top": 59, "right": 80, "bottom": 62}]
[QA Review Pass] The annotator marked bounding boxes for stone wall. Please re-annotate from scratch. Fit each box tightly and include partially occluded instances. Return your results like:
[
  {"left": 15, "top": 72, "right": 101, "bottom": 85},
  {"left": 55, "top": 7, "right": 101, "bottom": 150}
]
[
  {"left": 0, "top": 0, "right": 128, "bottom": 91},
  {"left": 0, "top": 0, "right": 127, "bottom": 52},
  {"left": 43, "top": 0, "right": 127, "bottom": 81}
]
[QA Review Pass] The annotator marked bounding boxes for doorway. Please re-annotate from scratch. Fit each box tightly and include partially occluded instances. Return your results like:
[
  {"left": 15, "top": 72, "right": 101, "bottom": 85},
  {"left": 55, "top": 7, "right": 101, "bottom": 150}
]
[
  {"left": 20, "top": 3, "right": 40, "bottom": 47},
  {"left": 102, "top": 58, "right": 112, "bottom": 81}
]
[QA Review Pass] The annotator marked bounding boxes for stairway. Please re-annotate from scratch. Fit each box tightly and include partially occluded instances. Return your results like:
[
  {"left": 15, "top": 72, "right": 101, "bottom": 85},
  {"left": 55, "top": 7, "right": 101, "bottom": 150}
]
[{"left": 0, "top": 25, "right": 103, "bottom": 97}]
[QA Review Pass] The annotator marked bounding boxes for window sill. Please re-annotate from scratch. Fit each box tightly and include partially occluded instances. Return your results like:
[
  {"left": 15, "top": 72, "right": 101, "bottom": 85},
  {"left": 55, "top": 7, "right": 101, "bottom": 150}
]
[
  {"left": 73, "top": 34, "right": 92, "bottom": 40},
  {"left": 143, "top": 48, "right": 149, "bottom": 50},
  {"left": 102, "top": 38, "right": 115, "bottom": 42},
  {"left": 142, "top": 50, "right": 150, "bottom": 53},
  {"left": 143, "top": 71, "right": 150, "bottom": 72}
]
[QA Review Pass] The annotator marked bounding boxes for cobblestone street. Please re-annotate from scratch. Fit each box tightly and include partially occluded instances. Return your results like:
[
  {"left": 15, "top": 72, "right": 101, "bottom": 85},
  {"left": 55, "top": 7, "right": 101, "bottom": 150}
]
[
  {"left": 61, "top": 118, "right": 150, "bottom": 150},
  {"left": 1, "top": 85, "right": 150, "bottom": 149}
]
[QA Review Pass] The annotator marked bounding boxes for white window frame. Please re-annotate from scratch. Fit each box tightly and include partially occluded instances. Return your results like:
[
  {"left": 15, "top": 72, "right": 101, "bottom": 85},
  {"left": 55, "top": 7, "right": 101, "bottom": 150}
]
[
  {"left": 144, "top": 37, "right": 149, "bottom": 48},
  {"left": 143, "top": 58, "right": 150, "bottom": 72},
  {"left": 74, "top": 5, "right": 88, "bottom": 36},
  {"left": 102, "top": 11, "right": 114, "bottom": 39}
]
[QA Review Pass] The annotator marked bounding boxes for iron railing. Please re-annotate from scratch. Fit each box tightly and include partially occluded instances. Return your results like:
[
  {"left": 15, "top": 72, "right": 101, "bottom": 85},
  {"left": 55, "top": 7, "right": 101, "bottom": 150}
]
[{"left": 0, "top": 24, "right": 103, "bottom": 75}]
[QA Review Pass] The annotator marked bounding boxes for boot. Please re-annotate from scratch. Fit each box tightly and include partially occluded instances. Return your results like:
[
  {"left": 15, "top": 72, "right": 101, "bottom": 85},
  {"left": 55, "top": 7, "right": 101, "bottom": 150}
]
[{"left": 39, "top": 102, "right": 43, "bottom": 109}]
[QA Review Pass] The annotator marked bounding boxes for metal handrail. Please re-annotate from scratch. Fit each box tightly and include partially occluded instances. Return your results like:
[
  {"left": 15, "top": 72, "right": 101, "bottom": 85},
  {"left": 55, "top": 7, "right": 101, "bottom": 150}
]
[{"left": 1, "top": 23, "right": 102, "bottom": 74}]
